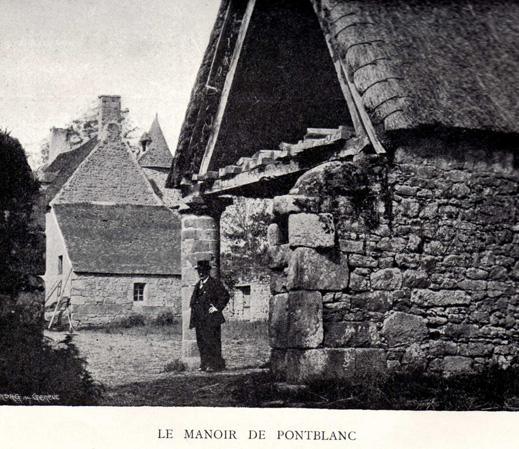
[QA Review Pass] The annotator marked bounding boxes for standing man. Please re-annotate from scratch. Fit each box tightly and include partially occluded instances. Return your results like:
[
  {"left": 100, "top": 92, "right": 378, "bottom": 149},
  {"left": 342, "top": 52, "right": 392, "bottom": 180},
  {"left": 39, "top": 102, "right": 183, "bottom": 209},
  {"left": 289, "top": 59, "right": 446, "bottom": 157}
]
[{"left": 189, "top": 259, "right": 230, "bottom": 372}]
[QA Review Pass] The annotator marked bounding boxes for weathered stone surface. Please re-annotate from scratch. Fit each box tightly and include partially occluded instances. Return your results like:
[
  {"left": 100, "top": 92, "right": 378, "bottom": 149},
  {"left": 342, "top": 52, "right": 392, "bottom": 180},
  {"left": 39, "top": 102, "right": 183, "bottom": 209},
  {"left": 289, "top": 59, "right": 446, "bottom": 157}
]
[
  {"left": 286, "top": 291, "right": 323, "bottom": 348},
  {"left": 270, "top": 271, "right": 287, "bottom": 294},
  {"left": 443, "top": 356, "right": 474, "bottom": 375},
  {"left": 349, "top": 254, "right": 378, "bottom": 268},
  {"left": 267, "top": 223, "right": 283, "bottom": 246},
  {"left": 324, "top": 322, "right": 380, "bottom": 347},
  {"left": 287, "top": 247, "right": 349, "bottom": 291},
  {"left": 286, "top": 348, "right": 386, "bottom": 382},
  {"left": 420, "top": 202, "right": 438, "bottom": 219},
  {"left": 323, "top": 302, "right": 351, "bottom": 322},
  {"left": 270, "top": 349, "right": 287, "bottom": 380},
  {"left": 406, "top": 234, "right": 423, "bottom": 252},
  {"left": 402, "top": 270, "right": 430, "bottom": 288},
  {"left": 339, "top": 239, "right": 364, "bottom": 254},
  {"left": 411, "top": 289, "right": 470, "bottom": 306},
  {"left": 444, "top": 323, "right": 479, "bottom": 340},
  {"left": 285, "top": 349, "right": 337, "bottom": 382},
  {"left": 355, "top": 349, "right": 387, "bottom": 376},
  {"left": 370, "top": 268, "right": 403, "bottom": 290},
  {"left": 457, "top": 279, "right": 487, "bottom": 291},
  {"left": 350, "top": 291, "right": 392, "bottom": 312},
  {"left": 466, "top": 268, "right": 489, "bottom": 280},
  {"left": 272, "top": 195, "right": 319, "bottom": 216},
  {"left": 397, "top": 199, "right": 421, "bottom": 218},
  {"left": 402, "top": 343, "right": 427, "bottom": 370},
  {"left": 268, "top": 150, "right": 519, "bottom": 380},
  {"left": 382, "top": 312, "right": 428, "bottom": 346},
  {"left": 268, "top": 244, "right": 291, "bottom": 269},
  {"left": 349, "top": 270, "right": 370, "bottom": 292},
  {"left": 323, "top": 292, "right": 347, "bottom": 304},
  {"left": 269, "top": 294, "right": 289, "bottom": 349},
  {"left": 288, "top": 213, "right": 335, "bottom": 248},
  {"left": 269, "top": 291, "right": 323, "bottom": 349}
]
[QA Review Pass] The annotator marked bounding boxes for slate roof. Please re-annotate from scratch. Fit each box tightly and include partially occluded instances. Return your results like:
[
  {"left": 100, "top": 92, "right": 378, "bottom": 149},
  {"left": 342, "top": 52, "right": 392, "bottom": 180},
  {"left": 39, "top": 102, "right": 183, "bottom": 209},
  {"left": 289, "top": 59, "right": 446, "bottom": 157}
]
[
  {"left": 138, "top": 115, "right": 173, "bottom": 168},
  {"left": 53, "top": 134, "right": 161, "bottom": 206},
  {"left": 167, "top": 0, "right": 519, "bottom": 187},
  {"left": 40, "top": 137, "right": 98, "bottom": 205},
  {"left": 54, "top": 203, "right": 181, "bottom": 275}
]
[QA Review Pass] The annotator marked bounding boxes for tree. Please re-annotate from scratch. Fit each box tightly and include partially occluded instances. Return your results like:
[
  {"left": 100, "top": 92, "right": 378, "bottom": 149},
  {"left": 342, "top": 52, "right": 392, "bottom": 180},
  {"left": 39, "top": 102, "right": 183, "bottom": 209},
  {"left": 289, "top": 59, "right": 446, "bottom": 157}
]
[
  {"left": 0, "top": 131, "right": 102, "bottom": 405},
  {"left": 220, "top": 197, "right": 272, "bottom": 286},
  {"left": 0, "top": 131, "right": 41, "bottom": 299},
  {"left": 38, "top": 100, "right": 143, "bottom": 166}
]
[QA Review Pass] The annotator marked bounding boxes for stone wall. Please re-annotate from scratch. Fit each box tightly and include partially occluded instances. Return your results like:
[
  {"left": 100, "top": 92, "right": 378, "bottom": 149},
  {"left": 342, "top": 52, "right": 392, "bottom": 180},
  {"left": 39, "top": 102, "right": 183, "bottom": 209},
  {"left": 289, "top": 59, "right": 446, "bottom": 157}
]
[
  {"left": 71, "top": 274, "right": 181, "bottom": 325},
  {"left": 268, "top": 134, "right": 519, "bottom": 382},
  {"left": 45, "top": 211, "right": 74, "bottom": 302},
  {"left": 180, "top": 212, "right": 220, "bottom": 367},
  {"left": 225, "top": 278, "right": 270, "bottom": 322}
]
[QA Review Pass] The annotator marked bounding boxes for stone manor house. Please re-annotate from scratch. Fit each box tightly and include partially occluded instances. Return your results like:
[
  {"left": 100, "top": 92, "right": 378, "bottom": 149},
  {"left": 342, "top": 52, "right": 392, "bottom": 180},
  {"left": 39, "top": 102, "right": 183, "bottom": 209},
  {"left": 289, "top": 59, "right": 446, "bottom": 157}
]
[
  {"left": 40, "top": 95, "right": 270, "bottom": 326},
  {"left": 40, "top": 96, "right": 182, "bottom": 326},
  {"left": 164, "top": 0, "right": 519, "bottom": 381}
]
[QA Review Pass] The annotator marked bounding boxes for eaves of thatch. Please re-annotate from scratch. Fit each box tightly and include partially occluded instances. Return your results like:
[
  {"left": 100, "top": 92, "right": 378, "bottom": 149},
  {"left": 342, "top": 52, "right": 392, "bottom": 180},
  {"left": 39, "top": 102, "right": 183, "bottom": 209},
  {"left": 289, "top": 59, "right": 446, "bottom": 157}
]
[
  {"left": 167, "top": 0, "right": 519, "bottom": 188},
  {"left": 316, "top": 0, "right": 519, "bottom": 134}
]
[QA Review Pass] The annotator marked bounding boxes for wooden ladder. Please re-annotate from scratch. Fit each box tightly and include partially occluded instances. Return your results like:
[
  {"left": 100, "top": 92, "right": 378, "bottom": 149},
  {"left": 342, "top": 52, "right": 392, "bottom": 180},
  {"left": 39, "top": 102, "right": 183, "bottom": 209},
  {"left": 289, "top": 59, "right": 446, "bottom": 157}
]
[{"left": 47, "top": 268, "right": 74, "bottom": 332}]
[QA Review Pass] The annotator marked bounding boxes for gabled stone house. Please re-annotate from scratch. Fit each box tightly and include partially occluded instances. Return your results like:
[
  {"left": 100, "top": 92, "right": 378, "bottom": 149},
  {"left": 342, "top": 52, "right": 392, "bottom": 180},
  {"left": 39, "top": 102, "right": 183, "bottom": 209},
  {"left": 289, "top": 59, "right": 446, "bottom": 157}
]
[
  {"left": 42, "top": 96, "right": 181, "bottom": 326},
  {"left": 165, "top": 0, "right": 519, "bottom": 381}
]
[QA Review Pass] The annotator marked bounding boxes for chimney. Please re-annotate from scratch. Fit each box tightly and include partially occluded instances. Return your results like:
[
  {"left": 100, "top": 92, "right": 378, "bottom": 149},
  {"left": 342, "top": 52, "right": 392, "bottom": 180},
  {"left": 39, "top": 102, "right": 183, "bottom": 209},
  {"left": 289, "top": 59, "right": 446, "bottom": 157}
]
[
  {"left": 98, "top": 95, "right": 122, "bottom": 142},
  {"left": 47, "top": 127, "right": 71, "bottom": 165}
]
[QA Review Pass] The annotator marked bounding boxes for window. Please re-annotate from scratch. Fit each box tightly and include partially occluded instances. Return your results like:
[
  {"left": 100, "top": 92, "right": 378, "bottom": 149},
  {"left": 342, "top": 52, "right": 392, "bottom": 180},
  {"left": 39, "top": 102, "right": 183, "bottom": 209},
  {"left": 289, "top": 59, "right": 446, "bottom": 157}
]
[
  {"left": 235, "top": 285, "right": 251, "bottom": 319},
  {"left": 133, "top": 283, "right": 146, "bottom": 302},
  {"left": 58, "top": 255, "right": 63, "bottom": 275}
]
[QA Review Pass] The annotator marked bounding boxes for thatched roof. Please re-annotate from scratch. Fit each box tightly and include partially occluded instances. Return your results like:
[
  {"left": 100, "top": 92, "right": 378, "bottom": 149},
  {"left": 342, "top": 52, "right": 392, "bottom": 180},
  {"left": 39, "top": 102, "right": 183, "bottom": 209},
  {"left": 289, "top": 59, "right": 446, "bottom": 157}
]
[
  {"left": 316, "top": 0, "right": 519, "bottom": 133},
  {"left": 167, "top": 0, "right": 519, "bottom": 187},
  {"left": 138, "top": 115, "right": 173, "bottom": 168},
  {"left": 167, "top": 0, "right": 236, "bottom": 188},
  {"left": 54, "top": 204, "right": 181, "bottom": 275}
]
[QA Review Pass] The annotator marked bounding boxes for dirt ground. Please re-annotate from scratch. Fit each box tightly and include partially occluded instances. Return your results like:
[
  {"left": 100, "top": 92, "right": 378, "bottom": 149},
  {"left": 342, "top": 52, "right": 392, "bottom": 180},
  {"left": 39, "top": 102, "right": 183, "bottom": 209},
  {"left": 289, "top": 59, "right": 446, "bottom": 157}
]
[{"left": 44, "top": 321, "right": 271, "bottom": 405}]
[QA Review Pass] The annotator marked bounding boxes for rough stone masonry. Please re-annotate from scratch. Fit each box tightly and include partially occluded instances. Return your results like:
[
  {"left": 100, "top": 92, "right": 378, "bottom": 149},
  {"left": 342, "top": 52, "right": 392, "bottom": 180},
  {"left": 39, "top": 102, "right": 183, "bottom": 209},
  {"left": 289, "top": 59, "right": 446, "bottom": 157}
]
[{"left": 267, "top": 132, "right": 519, "bottom": 383}]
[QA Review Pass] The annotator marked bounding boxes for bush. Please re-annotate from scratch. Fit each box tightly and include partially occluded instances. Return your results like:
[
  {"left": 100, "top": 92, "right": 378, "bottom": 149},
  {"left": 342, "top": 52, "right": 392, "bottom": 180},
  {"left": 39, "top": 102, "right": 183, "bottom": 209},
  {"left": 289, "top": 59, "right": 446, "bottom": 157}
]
[
  {"left": 154, "top": 311, "right": 179, "bottom": 326},
  {"left": 163, "top": 359, "right": 187, "bottom": 373},
  {"left": 114, "top": 314, "right": 146, "bottom": 328},
  {"left": 0, "top": 308, "right": 103, "bottom": 405}
]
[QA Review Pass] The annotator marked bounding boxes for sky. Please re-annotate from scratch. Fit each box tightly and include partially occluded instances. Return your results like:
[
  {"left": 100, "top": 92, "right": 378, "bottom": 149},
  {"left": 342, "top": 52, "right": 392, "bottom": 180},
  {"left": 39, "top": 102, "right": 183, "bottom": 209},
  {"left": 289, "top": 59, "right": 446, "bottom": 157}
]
[{"left": 0, "top": 0, "right": 220, "bottom": 167}]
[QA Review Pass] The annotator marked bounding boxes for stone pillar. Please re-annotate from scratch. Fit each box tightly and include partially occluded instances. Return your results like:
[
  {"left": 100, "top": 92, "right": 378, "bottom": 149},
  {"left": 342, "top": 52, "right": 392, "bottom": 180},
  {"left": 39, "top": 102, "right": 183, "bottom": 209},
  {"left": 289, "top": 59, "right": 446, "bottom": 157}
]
[{"left": 179, "top": 199, "right": 230, "bottom": 368}]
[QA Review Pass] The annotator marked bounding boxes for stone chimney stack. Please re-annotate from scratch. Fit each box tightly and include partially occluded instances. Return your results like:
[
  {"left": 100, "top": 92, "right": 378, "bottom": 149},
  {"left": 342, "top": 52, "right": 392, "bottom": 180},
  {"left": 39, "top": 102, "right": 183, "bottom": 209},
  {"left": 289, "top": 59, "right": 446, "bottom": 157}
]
[
  {"left": 98, "top": 95, "right": 122, "bottom": 142},
  {"left": 47, "top": 127, "right": 71, "bottom": 165}
]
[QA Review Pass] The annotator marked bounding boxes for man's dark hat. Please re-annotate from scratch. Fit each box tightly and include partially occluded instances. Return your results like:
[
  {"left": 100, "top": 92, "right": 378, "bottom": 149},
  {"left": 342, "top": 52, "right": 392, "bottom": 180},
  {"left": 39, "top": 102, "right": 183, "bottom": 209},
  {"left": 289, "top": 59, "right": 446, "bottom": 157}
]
[{"left": 196, "top": 260, "right": 212, "bottom": 272}]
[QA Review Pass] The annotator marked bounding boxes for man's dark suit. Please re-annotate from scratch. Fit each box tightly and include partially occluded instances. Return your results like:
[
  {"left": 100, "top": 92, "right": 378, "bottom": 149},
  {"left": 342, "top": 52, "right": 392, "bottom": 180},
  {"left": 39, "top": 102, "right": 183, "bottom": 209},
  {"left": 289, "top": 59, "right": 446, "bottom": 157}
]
[{"left": 189, "top": 276, "right": 230, "bottom": 370}]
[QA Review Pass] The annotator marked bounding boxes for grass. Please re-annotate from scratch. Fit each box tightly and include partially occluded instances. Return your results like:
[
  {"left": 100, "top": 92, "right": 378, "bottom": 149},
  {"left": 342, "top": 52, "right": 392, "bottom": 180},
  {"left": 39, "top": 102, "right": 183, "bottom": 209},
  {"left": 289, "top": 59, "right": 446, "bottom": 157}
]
[
  {"left": 77, "top": 315, "right": 267, "bottom": 339},
  {"left": 229, "top": 366, "right": 519, "bottom": 410},
  {"left": 100, "top": 365, "right": 519, "bottom": 409}
]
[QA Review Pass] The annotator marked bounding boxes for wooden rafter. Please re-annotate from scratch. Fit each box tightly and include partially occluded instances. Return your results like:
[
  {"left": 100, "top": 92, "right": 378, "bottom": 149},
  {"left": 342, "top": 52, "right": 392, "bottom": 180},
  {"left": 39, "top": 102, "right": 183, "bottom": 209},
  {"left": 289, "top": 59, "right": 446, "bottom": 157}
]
[
  {"left": 199, "top": 0, "right": 258, "bottom": 175},
  {"left": 314, "top": 1, "right": 386, "bottom": 154}
]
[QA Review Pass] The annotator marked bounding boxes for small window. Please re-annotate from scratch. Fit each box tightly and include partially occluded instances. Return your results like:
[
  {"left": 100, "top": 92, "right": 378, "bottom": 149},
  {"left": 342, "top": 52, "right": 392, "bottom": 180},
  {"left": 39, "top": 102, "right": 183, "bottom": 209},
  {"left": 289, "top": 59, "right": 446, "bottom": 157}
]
[
  {"left": 234, "top": 285, "right": 251, "bottom": 319},
  {"left": 58, "top": 256, "right": 63, "bottom": 275},
  {"left": 133, "top": 283, "right": 146, "bottom": 302}
]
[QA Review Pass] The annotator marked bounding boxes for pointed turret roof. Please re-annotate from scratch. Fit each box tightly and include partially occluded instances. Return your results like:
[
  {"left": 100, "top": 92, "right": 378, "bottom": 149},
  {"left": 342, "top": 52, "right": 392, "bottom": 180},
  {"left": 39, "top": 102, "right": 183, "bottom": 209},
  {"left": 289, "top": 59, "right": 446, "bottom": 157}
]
[{"left": 138, "top": 115, "right": 173, "bottom": 169}]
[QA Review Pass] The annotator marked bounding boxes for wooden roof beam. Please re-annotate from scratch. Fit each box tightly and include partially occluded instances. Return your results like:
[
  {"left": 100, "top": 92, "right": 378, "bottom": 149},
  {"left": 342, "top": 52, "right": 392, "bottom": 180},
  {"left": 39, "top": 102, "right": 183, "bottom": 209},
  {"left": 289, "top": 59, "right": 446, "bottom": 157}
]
[{"left": 198, "top": 0, "right": 258, "bottom": 175}]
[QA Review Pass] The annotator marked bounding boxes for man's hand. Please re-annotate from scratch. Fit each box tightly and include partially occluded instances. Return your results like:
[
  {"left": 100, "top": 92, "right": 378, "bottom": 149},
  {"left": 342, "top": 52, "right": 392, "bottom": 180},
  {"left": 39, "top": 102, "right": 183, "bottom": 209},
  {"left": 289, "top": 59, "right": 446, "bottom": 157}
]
[{"left": 209, "top": 305, "right": 218, "bottom": 314}]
